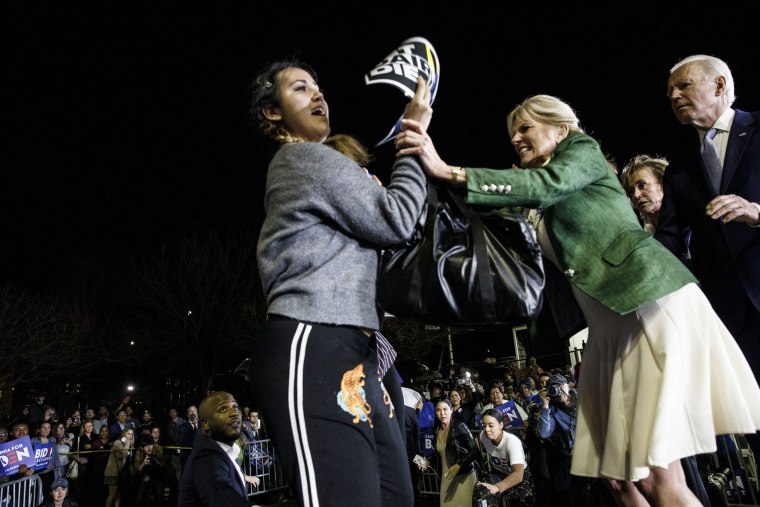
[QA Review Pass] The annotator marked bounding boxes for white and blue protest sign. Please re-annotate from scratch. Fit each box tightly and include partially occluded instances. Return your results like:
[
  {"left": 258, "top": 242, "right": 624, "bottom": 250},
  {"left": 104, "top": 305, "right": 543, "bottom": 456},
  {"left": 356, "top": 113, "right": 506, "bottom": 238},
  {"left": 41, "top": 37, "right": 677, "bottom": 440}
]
[
  {"left": 32, "top": 441, "right": 55, "bottom": 471},
  {"left": 0, "top": 436, "right": 36, "bottom": 476},
  {"left": 365, "top": 36, "right": 440, "bottom": 146}
]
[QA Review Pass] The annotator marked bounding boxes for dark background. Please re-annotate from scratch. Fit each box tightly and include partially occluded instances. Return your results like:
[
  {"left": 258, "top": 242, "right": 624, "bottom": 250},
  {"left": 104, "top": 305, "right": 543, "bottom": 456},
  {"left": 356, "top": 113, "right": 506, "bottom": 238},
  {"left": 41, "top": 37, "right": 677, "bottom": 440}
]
[{"left": 4, "top": 4, "right": 760, "bottom": 407}]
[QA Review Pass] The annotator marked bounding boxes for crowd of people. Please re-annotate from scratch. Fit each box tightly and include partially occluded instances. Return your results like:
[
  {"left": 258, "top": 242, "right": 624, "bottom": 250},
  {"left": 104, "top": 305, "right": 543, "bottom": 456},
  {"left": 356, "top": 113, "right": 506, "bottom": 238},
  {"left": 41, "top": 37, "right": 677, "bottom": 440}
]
[
  {"left": 395, "top": 53, "right": 760, "bottom": 507},
  {"left": 4, "top": 52, "right": 759, "bottom": 507},
  {"left": 245, "top": 52, "right": 759, "bottom": 507},
  {"left": 401, "top": 362, "right": 581, "bottom": 506},
  {"left": 0, "top": 391, "right": 269, "bottom": 507}
]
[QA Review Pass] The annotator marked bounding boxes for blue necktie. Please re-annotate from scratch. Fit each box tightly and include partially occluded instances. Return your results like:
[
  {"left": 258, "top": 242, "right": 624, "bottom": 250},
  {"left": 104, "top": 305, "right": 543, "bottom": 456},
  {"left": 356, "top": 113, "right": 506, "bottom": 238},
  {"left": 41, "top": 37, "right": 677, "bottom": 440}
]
[{"left": 701, "top": 128, "right": 722, "bottom": 194}]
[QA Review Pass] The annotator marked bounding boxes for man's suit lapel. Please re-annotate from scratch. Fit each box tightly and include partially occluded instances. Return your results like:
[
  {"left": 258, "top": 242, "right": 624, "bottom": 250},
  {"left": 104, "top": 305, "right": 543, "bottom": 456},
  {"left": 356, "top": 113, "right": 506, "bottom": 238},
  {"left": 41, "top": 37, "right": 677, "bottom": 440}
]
[
  {"left": 722, "top": 110, "right": 755, "bottom": 193},
  {"left": 237, "top": 469, "right": 248, "bottom": 497},
  {"left": 208, "top": 437, "right": 248, "bottom": 498}
]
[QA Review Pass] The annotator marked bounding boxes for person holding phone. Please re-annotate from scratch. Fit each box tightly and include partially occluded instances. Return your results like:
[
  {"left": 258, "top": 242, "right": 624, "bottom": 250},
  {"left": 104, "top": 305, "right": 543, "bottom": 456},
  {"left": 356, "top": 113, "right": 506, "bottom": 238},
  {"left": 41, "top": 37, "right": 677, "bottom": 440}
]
[{"left": 104, "top": 428, "right": 134, "bottom": 507}]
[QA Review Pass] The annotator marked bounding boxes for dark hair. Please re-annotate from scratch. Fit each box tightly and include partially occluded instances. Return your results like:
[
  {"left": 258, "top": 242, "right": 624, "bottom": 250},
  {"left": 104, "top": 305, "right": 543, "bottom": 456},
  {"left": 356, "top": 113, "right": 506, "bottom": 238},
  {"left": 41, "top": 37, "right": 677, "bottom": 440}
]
[
  {"left": 249, "top": 59, "right": 318, "bottom": 143},
  {"left": 434, "top": 398, "right": 452, "bottom": 409},
  {"left": 139, "top": 435, "right": 154, "bottom": 447},
  {"left": 489, "top": 382, "right": 505, "bottom": 394},
  {"left": 482, "top": 408, "right": 504, "bottom": 423}
]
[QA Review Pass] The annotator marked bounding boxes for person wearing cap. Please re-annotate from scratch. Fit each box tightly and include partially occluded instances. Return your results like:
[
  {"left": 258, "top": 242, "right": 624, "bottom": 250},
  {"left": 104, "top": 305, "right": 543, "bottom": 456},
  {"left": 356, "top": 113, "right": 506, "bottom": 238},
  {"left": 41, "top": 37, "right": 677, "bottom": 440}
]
[
  {"left": 536, "top": 374, "right": 580, "bottom": 506},
  {"left": 40, "top": 477, "right": 79, "bottom": 507},
  {"left": 518, "top": 379, "right": 542, "bottom": 411}
]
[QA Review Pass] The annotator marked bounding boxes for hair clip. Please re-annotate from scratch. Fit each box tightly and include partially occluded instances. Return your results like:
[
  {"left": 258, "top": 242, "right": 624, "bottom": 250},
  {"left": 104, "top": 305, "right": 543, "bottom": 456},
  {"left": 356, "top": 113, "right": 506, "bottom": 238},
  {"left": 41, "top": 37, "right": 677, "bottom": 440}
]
[{"left": 255, "top": 79, "right": 273, "bottom": 89}]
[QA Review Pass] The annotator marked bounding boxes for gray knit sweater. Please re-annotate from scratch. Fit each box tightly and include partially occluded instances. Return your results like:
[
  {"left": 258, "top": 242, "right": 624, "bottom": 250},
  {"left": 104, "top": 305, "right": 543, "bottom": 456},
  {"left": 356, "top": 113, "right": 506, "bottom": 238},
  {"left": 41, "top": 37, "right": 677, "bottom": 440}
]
[{"left": 257, "top": 142, "right": 427, "bottom": 330}]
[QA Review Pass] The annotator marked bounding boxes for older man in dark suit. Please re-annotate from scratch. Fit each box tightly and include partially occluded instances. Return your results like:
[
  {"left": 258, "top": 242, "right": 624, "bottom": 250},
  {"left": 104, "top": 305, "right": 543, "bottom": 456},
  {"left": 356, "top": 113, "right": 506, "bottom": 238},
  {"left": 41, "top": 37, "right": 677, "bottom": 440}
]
[
  {"left": 659, "top": 54, "right": 760, "bottom": 376},
  {"left": 659, "top": 53, "right": 760, "bottom": 467},
  {"left": 178, "top": 391, "right": 253, "bottom": 507}
]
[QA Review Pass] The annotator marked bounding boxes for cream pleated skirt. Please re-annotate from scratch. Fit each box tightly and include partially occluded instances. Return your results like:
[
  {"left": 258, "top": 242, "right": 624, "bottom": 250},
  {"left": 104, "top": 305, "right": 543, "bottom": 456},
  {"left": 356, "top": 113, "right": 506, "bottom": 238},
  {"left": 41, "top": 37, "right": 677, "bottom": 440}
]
[
  {"left": 536, "top": 223, "right": 760, "bottom": 481},
  {"left": 569, "top": 282, "right": 760, "bottom": 481}
]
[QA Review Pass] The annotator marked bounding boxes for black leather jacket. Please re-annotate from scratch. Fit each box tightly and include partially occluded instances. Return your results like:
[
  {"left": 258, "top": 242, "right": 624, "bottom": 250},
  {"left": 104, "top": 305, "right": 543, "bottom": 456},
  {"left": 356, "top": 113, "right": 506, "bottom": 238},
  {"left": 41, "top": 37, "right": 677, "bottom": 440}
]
[{"left": 437, "top": 420, "right": 479, "bottom": 475}]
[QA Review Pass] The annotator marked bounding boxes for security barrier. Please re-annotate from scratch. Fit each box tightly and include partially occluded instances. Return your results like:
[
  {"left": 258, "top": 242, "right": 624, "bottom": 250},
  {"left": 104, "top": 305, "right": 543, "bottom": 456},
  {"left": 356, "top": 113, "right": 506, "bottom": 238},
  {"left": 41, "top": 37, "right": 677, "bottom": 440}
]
[
  {"left": 416, "top": 429, "right": 760, "bottom": 505},
  {"left": 0, "top": 474, "right": 44, "bottom": 507},
  {"left": 241, "top": 438, "right": 290, "bottom": 498},
  {"left": 418, "top": 465, "right": 441, "bottom": 496}
]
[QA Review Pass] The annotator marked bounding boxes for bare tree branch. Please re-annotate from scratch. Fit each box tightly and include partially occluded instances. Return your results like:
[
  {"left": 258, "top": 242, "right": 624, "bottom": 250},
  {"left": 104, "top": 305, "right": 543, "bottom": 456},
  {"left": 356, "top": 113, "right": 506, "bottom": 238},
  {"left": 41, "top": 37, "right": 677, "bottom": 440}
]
[{"left": 113, "top": 225, "right": 266, "bottom": 395}]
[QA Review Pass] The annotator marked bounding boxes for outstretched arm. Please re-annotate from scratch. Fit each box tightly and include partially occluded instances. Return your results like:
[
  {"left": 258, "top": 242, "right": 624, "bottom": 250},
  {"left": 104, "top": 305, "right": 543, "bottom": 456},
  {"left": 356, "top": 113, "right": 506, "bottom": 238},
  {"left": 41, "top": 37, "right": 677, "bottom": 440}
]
[
  {"left": 395, "top": 119, "right": 463, "bottom": 185},
  {"left": 477, "top": 463, "right": 526, "bottom": 495}
]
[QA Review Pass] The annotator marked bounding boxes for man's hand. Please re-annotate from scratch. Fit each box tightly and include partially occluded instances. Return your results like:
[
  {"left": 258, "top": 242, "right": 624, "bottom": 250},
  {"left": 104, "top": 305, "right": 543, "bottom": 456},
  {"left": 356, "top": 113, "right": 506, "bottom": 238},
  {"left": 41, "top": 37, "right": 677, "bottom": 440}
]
[{"left": 706, "top": 194, "right": 760, "bottom": 225}]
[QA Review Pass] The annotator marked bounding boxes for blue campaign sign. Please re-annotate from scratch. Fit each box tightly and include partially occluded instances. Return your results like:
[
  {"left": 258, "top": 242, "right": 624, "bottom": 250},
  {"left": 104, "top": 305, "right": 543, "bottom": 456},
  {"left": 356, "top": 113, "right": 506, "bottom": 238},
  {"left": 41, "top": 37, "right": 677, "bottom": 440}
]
[
  {"left": 496, "top": 401, "right": 524, "bottom": 429},
  {"left": 419, "top": 427, "right": 436, "bottom": 458},
  {"left": 33, "top": 442, "right": 55, "bottom": 471},
  {"left": 473, "top": 401, "right": 524, "bottom": 430},
  {"left": 0, "top": 436, "right": 36, "bottom": 476}
]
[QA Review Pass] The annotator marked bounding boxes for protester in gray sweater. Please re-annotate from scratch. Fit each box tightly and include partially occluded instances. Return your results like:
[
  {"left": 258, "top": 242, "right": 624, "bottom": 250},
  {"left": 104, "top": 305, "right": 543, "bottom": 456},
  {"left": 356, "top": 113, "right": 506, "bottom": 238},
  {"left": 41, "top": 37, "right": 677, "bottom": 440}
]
[{"left": 247, "top": 59, "right": 431, "bottom": 507}]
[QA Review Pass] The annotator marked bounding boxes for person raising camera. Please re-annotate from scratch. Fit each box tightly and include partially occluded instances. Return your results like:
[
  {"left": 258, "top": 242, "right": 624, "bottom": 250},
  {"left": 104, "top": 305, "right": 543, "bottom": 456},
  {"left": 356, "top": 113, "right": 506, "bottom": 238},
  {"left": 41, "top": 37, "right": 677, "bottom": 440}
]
[
  {"left": 537, "top": 374, "right": 581, "bottom": 506},
  {"left": 132, "top": 434, "right": 166, "bottom": 506}
]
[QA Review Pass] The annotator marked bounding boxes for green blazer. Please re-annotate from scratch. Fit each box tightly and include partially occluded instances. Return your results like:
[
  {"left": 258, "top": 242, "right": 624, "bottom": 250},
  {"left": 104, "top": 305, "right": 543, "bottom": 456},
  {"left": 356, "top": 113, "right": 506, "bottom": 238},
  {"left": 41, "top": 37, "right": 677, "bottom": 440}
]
[{"left": 465, "top": 132, "right": 696, "bottom": 315}]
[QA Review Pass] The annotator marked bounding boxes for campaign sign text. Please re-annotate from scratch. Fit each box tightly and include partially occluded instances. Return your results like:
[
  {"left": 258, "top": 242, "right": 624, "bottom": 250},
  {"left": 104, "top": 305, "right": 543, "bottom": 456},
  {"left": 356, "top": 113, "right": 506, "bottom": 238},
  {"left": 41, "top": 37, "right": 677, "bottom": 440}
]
[{"left": 0, "top": 436, "right": 36, "bottom": 476}]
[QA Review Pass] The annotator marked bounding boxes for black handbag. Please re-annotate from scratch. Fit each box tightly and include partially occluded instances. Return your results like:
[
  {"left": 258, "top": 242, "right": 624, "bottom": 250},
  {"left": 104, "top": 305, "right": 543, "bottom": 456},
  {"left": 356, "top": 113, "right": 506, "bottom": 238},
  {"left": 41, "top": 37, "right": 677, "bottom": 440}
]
[
  {"left": 378, "top": 182, "right": 545, "bottom": 325},
  {"left": 476, "top": 469, "right": 536, "bottom": 506}
]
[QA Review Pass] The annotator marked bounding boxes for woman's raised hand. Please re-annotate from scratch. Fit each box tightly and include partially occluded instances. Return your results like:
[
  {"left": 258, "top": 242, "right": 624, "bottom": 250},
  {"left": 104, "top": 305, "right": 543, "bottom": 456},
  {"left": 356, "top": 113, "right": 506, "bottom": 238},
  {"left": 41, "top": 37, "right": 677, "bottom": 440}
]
[
  {"left": 401, "top": 76, "right": 432, "bottom": 130},
  {"left": 395, "top": 119, "right": 449, "bottom": 181}
]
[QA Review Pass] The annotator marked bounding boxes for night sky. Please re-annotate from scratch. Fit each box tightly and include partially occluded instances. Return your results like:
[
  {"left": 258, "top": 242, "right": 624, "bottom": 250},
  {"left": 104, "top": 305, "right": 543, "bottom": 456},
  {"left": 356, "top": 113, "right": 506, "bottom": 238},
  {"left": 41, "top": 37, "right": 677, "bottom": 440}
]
[{"left": 5, "top": 3, "right": 760, "bottom": 290}]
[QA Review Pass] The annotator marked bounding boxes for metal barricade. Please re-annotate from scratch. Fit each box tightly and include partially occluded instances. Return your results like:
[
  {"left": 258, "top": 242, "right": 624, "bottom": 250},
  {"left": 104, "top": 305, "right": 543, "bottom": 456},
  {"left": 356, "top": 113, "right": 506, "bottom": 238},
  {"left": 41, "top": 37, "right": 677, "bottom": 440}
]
[
  {"left": 0, "top": 474, "right": 44, "bottom": 507},
  {"left": 418, "top": 465, "right": 441, "bottom": 496},
  {"left": 706, "top": 434, "right": 759, "bottom": 506},
  {"left": 241, "top": 438, "right": 289, "bottom": 498}
]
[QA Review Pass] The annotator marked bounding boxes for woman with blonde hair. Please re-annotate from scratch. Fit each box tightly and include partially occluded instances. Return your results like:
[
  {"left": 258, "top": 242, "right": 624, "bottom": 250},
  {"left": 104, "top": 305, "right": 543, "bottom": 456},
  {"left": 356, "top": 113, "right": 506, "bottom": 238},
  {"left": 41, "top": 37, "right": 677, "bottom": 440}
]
[
  {"left": 620, "top": 154, "right": 669, "bottom": 233},
  {"left": 397, "top": 93, "right": 760, "bottom": 506}
]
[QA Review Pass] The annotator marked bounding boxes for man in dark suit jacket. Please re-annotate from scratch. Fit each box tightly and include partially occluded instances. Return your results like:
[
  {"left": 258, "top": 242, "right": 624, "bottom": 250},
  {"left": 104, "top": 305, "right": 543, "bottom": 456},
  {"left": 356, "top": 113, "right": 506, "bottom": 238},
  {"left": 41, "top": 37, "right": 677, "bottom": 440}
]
[
  {"left": 659, "top": 54, "right": 760, "bottom": 377},
  {"left": 659, "top": 54, "right": 760, "bottom": 469},
  {"left": 178, "top": 392, "right": 252, "bottom": 507},
  {"left": 178, "top": 405, "right": 202, "bottom": 471}
]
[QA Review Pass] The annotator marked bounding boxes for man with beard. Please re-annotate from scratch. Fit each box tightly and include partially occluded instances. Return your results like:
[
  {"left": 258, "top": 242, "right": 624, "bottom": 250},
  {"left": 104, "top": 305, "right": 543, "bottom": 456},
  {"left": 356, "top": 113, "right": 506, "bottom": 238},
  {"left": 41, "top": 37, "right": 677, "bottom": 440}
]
[{"left": 178, "top": 392, "right": 252, "bottom": 506}]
